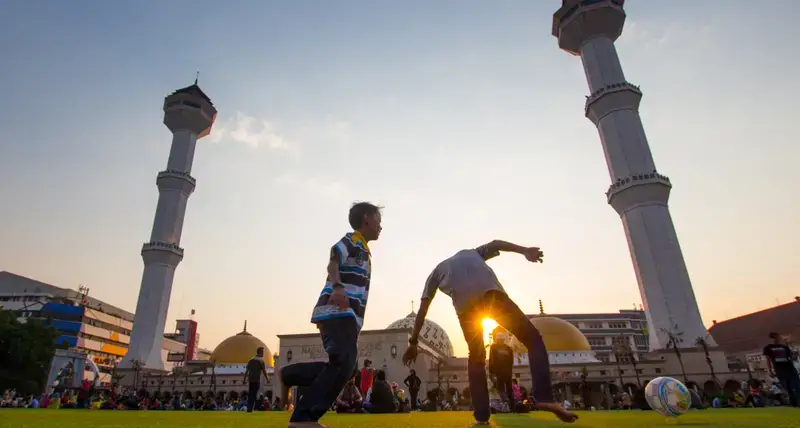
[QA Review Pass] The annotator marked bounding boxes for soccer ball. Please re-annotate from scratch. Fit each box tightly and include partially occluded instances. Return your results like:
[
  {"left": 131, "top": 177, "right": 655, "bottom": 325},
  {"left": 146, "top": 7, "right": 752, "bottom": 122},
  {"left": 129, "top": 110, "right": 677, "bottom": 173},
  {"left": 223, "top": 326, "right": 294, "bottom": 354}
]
[{"left": 644, "top": 376, "right": 691, "bottom": 417}]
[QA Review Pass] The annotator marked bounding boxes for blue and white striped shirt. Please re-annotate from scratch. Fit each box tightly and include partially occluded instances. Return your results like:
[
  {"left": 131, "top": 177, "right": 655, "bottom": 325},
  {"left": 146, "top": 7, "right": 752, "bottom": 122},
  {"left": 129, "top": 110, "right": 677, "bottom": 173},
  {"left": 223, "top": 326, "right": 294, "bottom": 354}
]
[{"left": 311, "top": 232, "right": 371, "bottom": 329}]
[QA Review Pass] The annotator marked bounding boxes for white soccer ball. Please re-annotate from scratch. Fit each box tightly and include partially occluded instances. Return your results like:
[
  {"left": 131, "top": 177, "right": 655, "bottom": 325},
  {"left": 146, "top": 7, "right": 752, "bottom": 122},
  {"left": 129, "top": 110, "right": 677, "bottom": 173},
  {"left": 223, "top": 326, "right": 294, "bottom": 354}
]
[{"left": 644, "top": 376, "right": 691, "bottom": 417}]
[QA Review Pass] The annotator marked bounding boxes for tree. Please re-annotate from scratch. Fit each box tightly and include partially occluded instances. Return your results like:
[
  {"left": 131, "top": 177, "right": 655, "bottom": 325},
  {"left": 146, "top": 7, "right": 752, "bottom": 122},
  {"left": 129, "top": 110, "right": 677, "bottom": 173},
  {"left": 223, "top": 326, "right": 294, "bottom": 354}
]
[
  {"left": 0, "top": 309, "right": 61, "bottom": 395},
  {"left": 661, "top": 326, "right": 689, "bottom": 385},
  {"left": 695, "top": 335, "right": 719, "bottom": 387}
]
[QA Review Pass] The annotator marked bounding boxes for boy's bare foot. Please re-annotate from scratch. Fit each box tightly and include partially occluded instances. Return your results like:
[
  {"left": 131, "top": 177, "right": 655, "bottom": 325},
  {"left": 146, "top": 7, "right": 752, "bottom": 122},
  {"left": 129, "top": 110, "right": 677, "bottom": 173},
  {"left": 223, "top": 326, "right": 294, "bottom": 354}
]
[
  {"left": 470, "top": 421, "right": 490, "bottom": 426},
  {"left": 534, "top": 402, "right": 579, "bottom": 423},
  {"left": 287, "top": 423, "right": 326, "bottom": 428}
]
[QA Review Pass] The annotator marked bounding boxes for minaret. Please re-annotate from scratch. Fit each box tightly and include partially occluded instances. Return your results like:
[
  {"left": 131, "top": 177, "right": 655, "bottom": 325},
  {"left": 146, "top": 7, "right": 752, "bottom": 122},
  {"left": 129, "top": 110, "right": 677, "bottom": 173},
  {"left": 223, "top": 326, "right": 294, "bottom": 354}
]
[
  {"left": 551, "top": 0, "right": 714, "bottom": 349},
  {"left": 119, "top": 81, "right": 217, "bottom": 370}
]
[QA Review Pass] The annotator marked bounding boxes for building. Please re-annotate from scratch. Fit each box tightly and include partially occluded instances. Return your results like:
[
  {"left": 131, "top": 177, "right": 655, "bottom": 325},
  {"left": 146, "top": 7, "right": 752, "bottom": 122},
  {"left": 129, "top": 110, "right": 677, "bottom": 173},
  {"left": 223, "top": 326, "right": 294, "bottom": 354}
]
[
  {"left": 130, "top": 322, "right": 274, "bottom": 402},
  {"left": 708, "top": 297, "right": 800, "bottom": 380},
  {"left": 121, "top": 80, "right": 217, "bottom": 371},
  {"left": 0, "top": 271, "right": 194, "bottom": 385},
  {"left": 274, "top": 309, "right": 747, "bottom": 409},
  {"left": 552, "top": 0, "right": 714, "bottom": 349},
  {"left": 532, "top": 304, "right": 650, "bottom": 363}
]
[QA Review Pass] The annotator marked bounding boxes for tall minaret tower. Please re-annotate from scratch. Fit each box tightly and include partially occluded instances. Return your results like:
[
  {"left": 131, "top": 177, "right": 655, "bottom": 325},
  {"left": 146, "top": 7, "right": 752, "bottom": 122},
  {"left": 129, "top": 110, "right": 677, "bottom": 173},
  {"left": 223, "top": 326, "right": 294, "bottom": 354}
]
[
  {"left": 119, "top": 82, "right": 217, "bottom": 370},
  {"left": 551, "top": 0, "right": 714, "bottom": 349}
]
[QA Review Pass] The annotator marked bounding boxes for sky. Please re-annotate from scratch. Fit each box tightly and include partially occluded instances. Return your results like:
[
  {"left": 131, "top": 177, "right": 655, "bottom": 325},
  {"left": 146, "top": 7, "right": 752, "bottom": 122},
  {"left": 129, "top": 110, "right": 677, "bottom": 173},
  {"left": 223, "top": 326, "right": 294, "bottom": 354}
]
[{"left": 1, "top": 0, "right": 798, "bottom": 358}]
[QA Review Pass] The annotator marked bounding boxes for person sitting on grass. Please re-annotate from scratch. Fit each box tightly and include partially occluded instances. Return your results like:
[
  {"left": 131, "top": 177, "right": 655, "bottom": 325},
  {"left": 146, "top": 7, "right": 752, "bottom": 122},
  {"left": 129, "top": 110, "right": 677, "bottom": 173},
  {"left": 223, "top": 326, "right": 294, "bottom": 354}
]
[
  {"left": 336, "top": 377, "right": 363, "bottom": 413},
  {"left": 362, "top": 370, "right": 396, "bottom": 413}
]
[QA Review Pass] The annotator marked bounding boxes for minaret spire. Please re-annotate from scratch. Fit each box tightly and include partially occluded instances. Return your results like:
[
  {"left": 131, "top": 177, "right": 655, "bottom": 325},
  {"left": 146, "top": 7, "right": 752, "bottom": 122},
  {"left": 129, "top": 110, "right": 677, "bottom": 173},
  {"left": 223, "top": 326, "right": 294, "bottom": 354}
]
[
  {"left": 119, "top": 83, "right": 217, "bottom": 370},
  {"left": 194, "top": 71, "right": 199, "bottom": 86},
  {"left": 539, "top": 299, "right": 545, "bottom": 315},
  {"left": 551, "top": 0, "right": 714, "bottom": 350},
  {"left": 244, "top": 320, "right": 248, "bottom": 332}
]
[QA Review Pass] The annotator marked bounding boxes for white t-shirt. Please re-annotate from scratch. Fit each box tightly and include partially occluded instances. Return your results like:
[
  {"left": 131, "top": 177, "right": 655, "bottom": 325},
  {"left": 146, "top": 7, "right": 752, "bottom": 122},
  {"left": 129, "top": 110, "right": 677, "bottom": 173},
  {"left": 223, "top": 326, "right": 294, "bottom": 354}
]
[{"left": 422, "top": 244, "right": 505, "bottom": 314}]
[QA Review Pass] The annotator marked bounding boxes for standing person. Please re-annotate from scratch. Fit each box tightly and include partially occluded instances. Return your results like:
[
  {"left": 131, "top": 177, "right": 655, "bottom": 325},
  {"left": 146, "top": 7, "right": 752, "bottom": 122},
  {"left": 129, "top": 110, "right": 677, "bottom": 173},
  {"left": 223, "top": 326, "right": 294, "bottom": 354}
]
[
  {"left": 404, "top": 369, "right": 422, "bottom": 410},
  {"left": 764, "top": 332, "right": 800, "bottom": 407},
  {"left": 402, "top": 240, "right": 578, "bottom": 425},
  {"left": 278, "top": 202, "right": 382, "bottom": 428},
  {"left": 488, "top": 332, "right": 515, "bottom": 411},
  {"left": 359, "top": 360, "right": 375, "bottom": 397},
  {"left": 244, "top": 346, "right": 270, "bottom": 413}
]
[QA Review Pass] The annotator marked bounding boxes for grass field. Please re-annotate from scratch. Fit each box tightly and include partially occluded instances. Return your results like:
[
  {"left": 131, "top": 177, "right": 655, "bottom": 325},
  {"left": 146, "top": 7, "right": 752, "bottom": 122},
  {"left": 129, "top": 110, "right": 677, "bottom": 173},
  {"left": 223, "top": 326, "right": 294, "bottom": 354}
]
[{"left": 1, "top": 408, "right": 799, "bottom": 428}]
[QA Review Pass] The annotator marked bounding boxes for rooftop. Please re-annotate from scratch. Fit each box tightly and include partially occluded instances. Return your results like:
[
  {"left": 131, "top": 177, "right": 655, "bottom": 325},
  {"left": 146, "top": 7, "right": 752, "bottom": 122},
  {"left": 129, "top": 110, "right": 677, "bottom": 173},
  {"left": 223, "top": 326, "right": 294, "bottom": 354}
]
[
  {"left": 169, "top": 83, "right": 213, "bottom": 106},
  {"left": 708, "top": 297, "right": 800, "bottom": 354}
]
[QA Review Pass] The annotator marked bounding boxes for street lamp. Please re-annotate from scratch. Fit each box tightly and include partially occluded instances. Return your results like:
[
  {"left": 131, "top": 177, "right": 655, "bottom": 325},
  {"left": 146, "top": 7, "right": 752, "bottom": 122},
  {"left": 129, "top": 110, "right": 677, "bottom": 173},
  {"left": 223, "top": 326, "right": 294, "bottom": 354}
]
[
  {"left": 286, "top": 349, "right": 293, "bottom": 363},
  {"left": 390, "top": 345, "right": 398, "bottom": 359}
]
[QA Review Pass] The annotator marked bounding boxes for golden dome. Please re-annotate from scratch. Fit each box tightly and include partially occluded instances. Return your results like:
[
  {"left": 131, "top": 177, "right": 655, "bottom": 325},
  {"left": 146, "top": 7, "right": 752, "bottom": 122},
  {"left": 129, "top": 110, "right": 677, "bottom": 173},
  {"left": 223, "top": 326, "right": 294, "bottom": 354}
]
[
  {"left": 529, "top": 316, "right": 591, "bottom": 352},
  {"left": 210, "top": 321, "right": 273, "bottom": 366}
]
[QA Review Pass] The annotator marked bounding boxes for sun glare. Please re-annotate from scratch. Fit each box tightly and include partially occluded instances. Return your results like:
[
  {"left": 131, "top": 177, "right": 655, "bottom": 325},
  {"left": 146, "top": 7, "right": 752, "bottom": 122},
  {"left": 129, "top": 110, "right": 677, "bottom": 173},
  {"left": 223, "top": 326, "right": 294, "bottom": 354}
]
[
  {"left": 482, "top": 318, "right": 499, "bottom": 332},
  {"left": 482, "top": 318, "right": 499, "bottom": 344}
]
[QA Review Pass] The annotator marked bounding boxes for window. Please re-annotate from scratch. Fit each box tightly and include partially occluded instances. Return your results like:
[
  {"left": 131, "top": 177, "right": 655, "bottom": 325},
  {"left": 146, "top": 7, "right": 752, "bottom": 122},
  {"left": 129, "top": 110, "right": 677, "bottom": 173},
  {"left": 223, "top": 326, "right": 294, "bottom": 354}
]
[
  {"left": 608, "top": 322, "right": 627, "bottom": 329},
  {"left": 588, "top": 338, "right": 606, "bottom": 347},
  {"left": 655, "top": 368, "right": 662, "bottom": 374},
  {"left": 586, "top": 322, "right": 603, "bottom": 329},
  {"left": 620, "top": 370, "right": 625, "bottom": 375},
  {"left": 600, "top": 370, "right": 607, "bottom": 376},
  {"left": 636, "top": 369, "right": 643, "bottom": 374}
]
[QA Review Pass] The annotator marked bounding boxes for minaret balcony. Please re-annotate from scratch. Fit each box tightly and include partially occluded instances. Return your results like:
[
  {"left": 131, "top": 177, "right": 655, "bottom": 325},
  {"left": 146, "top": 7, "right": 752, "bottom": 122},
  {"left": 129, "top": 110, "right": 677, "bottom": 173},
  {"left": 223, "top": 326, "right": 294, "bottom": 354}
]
[
  {"left": 584, "top": 82, "right": 642, "bottom": 125},
  {"left": 606, "top": 172, "right": 672, "bottom": 215},
  {"left": 141, "top": 241, "right": 184, "bottom": 266},
  {"left": 156, "top": 170, "right": 196, "bottom": 195}
]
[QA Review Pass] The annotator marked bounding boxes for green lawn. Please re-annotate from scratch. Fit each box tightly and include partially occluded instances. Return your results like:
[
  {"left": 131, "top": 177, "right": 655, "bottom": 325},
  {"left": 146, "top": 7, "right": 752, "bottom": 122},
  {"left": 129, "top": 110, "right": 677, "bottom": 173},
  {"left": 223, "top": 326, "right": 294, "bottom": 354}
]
[{"left": 1, "top": 408, "right": 799, "bottom": 428}]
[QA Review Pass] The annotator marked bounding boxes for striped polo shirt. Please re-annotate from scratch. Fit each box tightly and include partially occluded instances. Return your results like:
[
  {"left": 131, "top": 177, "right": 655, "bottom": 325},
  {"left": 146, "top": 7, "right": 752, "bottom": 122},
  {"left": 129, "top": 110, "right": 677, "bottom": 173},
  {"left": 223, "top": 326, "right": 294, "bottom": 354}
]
[{"left": 310, "top": 231, "right": 371, "bottom": 329}]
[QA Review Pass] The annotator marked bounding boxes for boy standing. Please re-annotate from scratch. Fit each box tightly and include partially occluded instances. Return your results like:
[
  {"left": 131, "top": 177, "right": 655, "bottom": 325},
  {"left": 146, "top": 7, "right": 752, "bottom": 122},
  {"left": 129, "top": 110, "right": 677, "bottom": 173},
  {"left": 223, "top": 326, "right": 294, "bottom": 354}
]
[
  {"left": 402, "top": 240, "right": 577, "bottom": 425},
  {"left": 763, "top": 332, "right": 800, "bottom": 407},
  {"left": 280, "top": 202, "right": 382, "bottom": 428}
]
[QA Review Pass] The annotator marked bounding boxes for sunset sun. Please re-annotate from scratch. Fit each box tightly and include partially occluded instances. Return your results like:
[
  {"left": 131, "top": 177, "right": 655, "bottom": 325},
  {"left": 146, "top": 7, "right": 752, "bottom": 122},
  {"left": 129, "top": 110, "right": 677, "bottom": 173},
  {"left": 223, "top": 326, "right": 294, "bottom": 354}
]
[{"left": 482, "top": 318, "right": 499, "bottom": 343}]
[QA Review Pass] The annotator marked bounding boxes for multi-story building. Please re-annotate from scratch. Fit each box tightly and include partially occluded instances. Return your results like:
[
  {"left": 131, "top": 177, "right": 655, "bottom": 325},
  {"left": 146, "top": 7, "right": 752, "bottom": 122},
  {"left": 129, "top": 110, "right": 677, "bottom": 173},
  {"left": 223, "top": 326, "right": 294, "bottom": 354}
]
[
  {"left": 529, "top": 305, "right": 650, "bottom": 364},
  {"left": 0, "top": 271, "right": 197, "bottom": 385}
]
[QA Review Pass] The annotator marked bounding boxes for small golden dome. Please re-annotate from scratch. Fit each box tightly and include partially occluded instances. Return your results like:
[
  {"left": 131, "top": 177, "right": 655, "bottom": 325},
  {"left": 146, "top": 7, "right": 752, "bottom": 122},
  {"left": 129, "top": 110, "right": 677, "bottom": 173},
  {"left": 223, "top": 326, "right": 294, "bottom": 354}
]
[
  {"left": 529, "top": 316, "right": 591, "bottom": 352},
  {"left": 210, "top": 321, "right": 273, "bottom": 366}
]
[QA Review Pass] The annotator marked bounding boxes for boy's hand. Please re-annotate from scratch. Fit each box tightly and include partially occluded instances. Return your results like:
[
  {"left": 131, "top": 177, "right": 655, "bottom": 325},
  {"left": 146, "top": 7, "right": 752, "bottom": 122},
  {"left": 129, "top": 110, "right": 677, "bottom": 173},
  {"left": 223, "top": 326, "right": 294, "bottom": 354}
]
[
  {"left": 403, "top": 345, "right": 419, "bottom": 367},
  {"left": 523, "top": 247, "right": 544, "bottom": 263},
  {"left": 329, "top": 286, "right": 350, "bottom": 309}
]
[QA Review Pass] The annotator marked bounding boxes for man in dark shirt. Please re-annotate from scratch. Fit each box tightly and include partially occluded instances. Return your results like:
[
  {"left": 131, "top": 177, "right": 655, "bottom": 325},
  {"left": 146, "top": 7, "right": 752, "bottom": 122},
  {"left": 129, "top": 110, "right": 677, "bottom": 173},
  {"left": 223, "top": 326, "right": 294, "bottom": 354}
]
[
  {"left": 488, "top": 332, "right": 515, "bottom": 410},
  {"left": 763, "top": 332, "right": 800, "bottom": 407},
  {"left": 244, "top": 347, "right": 269, "bottom": 413},
  {"left": 403, "top": 369, "right": 422, "bottom": 410}
]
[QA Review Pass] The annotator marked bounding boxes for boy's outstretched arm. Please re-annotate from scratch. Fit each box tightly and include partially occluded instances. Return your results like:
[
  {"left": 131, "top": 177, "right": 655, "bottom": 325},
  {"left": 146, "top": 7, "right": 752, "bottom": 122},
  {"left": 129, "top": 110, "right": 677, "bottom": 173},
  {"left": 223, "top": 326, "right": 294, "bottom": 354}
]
[
  {"left": 409, "top": 297, "right": 432, "bottom": 347},
  {"left": 481, "top": 240, "right": 543, "bottom": 263},
  {"left": 403, "top": 269, "right": 441, "bottom": 366}
]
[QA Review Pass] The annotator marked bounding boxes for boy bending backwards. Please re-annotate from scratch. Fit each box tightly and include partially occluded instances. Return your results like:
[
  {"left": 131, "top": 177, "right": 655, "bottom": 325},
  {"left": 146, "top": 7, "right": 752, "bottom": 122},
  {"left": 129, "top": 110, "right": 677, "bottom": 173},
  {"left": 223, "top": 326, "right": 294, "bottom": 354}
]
[
  {"left": 280, "top": 202, "right": 382, "bottom": 427},
  {"left": 402, "top": 240, "right": 578, "bottom": 425}
]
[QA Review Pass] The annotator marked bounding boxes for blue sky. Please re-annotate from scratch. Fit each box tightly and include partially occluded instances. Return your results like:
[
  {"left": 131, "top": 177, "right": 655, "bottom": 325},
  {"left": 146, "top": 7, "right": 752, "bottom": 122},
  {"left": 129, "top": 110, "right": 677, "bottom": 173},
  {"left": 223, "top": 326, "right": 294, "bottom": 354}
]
[{"left": 1, "top": 0, "right": 798, "bottom": 357}]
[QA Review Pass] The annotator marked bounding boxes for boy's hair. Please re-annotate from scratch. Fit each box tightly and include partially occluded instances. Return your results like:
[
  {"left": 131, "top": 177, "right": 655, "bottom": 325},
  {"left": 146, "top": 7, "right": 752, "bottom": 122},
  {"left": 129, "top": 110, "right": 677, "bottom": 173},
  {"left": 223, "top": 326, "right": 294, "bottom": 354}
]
[
  {"left": 376, "top": 370, "right": 387, "bottom": 381},
  {"left": 349, "top": 202, "right": 381, "bottom": 229}
]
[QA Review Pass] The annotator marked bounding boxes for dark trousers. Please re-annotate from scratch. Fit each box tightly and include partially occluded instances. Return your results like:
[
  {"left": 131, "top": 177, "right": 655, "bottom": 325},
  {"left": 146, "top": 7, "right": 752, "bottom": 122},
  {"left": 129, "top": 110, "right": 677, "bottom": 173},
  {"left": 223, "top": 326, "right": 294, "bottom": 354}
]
[
  {"left": 495, "top": 373, "right": 514, "bottom": 408},
  {"left": 282, "top": 317, "right": 359, "bottom": 422},
  {"left": 777, "top": 368, "right": 800, "bottom": 407},
  {"left": 410, "top": 389, "right": 419, "bottom": 409},
  {"left": 459, "top": 290, "right": 554, "bottom": 422},
  {"left": 246, "top": 381, "right": 260, "bottom": 412}
]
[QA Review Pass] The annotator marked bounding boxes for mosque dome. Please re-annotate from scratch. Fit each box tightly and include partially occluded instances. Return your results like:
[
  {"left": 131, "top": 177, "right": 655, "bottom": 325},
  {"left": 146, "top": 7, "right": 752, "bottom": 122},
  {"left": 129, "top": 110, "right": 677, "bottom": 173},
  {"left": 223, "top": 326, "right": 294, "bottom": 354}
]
[
  {"left": 497, "top": 314, "right": 598, "bottom": 365},
  {"left": 388, "top": 312, "right": 454, "bottom": 357},
  {"left": 210, "top": 321, "right": 273, "bottom": 366}
]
